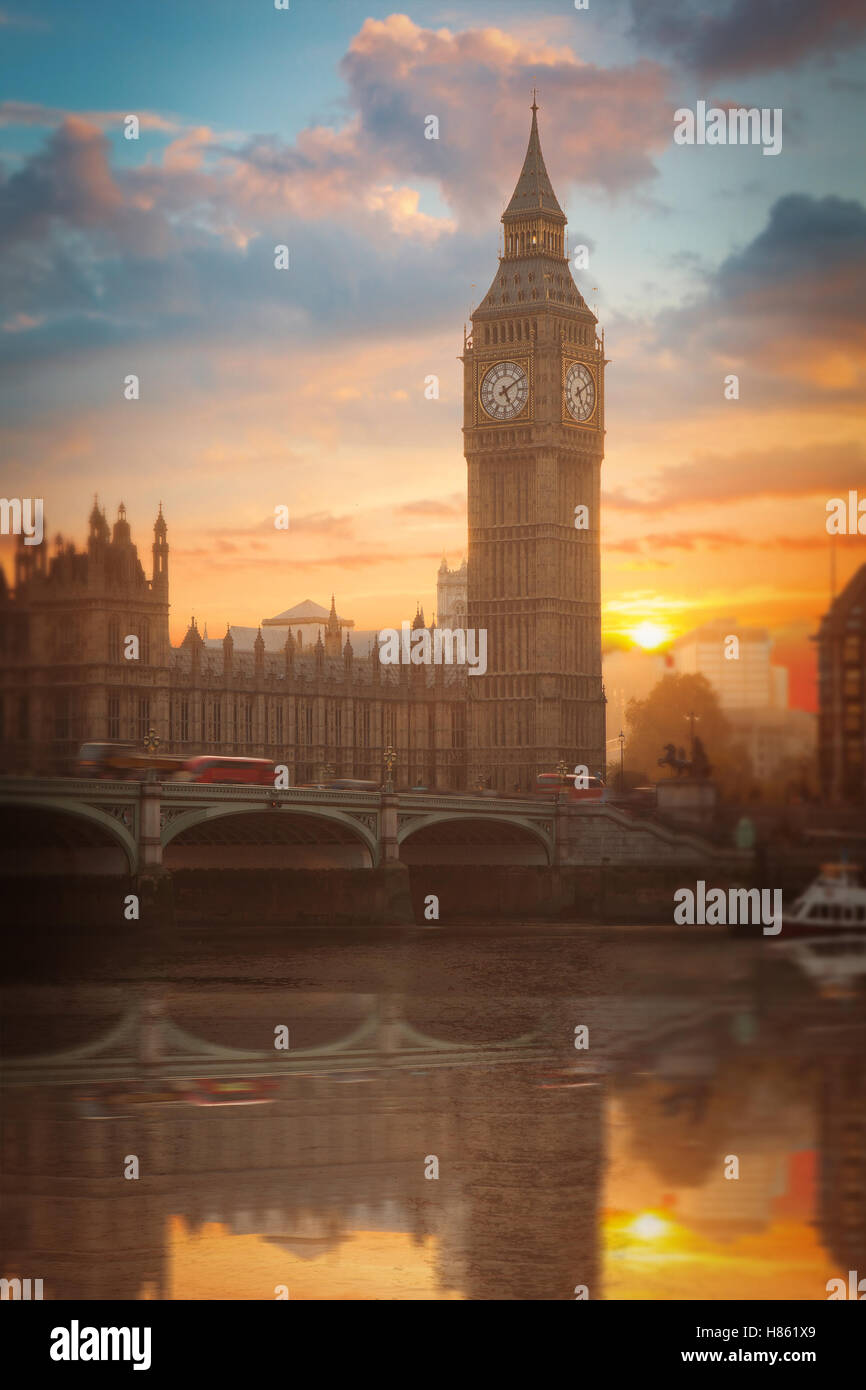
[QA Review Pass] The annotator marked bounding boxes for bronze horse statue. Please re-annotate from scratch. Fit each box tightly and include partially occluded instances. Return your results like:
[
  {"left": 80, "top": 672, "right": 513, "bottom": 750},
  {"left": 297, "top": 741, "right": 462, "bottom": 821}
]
[
  {"left": 658, "top": 737, "right": 712, "bottom": 779},
  {"left": 658, "top": 743, "right": 691, "bottom": 777}
]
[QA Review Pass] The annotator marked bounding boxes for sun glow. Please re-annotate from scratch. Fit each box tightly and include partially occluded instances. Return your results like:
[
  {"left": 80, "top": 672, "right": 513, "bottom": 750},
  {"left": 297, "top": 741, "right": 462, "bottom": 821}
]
[
  {"left": 627, "top": 621, "right": 671, "bottom": 651},
  {"left": 628, "top": 1213, "right": 671, "bottom": 1241}
]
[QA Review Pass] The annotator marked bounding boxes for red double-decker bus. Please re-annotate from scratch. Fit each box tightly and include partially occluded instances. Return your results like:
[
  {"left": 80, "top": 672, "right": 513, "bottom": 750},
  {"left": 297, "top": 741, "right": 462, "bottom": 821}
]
[
  {"left": 534, "top": 772, "right": 607, "bottom": 802},
  {"left": 178, "top": 756, "right": 276, "bottom": 786}
]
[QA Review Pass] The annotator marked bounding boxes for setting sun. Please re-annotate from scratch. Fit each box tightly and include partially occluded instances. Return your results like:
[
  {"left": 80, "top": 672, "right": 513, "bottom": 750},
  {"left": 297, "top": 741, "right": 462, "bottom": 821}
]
[
  {"left": 628, "top": 1213, "right": 671, "bottom": 1241},
  {"left": 627, "top": 622, "right": 672, "bottom": 651}
]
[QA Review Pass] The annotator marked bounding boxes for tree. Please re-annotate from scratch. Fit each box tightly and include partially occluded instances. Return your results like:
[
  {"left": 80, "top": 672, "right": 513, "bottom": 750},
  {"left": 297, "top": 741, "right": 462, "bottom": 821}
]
[{"left": 624, "top": 673, "right": 752, "bottom": 796}]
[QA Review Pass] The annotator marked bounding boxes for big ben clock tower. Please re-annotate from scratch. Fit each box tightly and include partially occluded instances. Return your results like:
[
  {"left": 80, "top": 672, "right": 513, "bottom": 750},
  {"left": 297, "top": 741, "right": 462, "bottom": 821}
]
[{"left": 462, "top": 99, "right": 607, "bottom": 792}]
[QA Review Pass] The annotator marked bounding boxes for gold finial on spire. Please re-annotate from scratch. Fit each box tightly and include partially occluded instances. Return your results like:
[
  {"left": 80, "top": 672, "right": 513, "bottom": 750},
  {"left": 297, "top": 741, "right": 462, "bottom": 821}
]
[{"left": 531, "top": 87, "right": 538, "bottom": 114}]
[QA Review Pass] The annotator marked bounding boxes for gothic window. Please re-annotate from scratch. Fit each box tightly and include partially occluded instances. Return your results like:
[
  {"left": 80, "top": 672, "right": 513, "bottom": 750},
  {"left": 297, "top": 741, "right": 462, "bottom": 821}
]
[
  {"left": 54, "top": 693, "right": 70, "bottom": 741},
  {"left": 138, "top": 697, "right": 150, "bottom": 742},
  {"left": 484, "top": 326, "right": 490, "bottom": 345},
  {"left": 451, "top": 704, "right": 465, "bottom": 749},
  {"left": 244, "top": 699, "right": 253, "bottom": 742},
  {"left": 212, "top": 700, "right": 221, "bottom": 743},
  {"left": 108, "top": 695, "right": 120, "bottom": 740},
  {"left": 271, "top": 702, "right": 284, "bottom": 744},
  {"left": 517, "top": 292, "right": 524, "bottom": 303},
  {"left": 108, "top": 617, "right": 121, "bottom": 663},
  {"left": 516, "top": 321, "right": 522, "bottom": 340},
  {"left": 180, "top": 700, "right": 189, "bottom": 742}
]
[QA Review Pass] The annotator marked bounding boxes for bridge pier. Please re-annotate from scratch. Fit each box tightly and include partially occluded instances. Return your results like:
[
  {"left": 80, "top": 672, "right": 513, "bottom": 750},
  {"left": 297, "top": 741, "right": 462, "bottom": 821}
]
[
  {"left": 135, "top": 871, "right": 176, "bottom": 932},
  {"left": 378, "top": 789, "right": 413, "bottom": 923},
  {"left": 380, "top": 789, "right": 399, "bottom": 862},
  {"left": 139, "top": 779, "right": 163, "bottom": 871}
]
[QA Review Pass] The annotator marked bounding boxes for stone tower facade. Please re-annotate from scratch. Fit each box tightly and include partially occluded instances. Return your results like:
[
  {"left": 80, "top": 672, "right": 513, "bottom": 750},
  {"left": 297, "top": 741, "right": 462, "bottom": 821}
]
[
  {"left": 436, "top": 557, "right": 467, "bottom": 630},
  {"left": 0, "top": 500, "right": 171, "bottom": 772},
  {"left": 462, "top": 101, "right": 607, "bottom": 790}
]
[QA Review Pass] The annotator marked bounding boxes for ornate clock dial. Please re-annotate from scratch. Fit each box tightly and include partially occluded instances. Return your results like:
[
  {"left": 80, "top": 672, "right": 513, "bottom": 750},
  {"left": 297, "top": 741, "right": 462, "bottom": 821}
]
[
  {"left": 480, "top": 360, "right": 529, "bottom": 420},
  {"left": 565, "top": 361, "right": 596, "bottom": 422}
]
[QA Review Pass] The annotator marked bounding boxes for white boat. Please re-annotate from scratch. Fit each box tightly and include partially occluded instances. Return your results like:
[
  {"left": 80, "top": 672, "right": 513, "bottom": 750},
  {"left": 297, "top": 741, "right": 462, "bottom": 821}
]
[
  {"left": 780, "top": 863, "right": 866, "bottom": 937},
  {"left": 775, "top": 935, "right": 866, "bottom": 996}
]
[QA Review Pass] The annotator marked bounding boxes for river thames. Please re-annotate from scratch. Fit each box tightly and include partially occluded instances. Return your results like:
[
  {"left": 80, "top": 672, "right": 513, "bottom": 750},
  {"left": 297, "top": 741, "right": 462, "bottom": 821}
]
[{"left": 2, "top": 924, "right": 863, "bottom": 1301}]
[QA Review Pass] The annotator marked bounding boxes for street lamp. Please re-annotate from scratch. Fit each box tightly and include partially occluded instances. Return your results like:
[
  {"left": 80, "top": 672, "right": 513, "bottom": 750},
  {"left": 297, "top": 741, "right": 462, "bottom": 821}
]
[
  {"left": 143, "top": 728, "right": 161, "bottom": 785},
  {"left": 685, "top": 710, "right": 699, "bottom": 760},
  {"left": 383, "top": 744, "right": 396, "bottom": 793},
  {"left": 555, "top": 758, "right": 568, "bottom": 802},
  {"left": 618, "top": 729, "right": 625, "bottom": 792}
]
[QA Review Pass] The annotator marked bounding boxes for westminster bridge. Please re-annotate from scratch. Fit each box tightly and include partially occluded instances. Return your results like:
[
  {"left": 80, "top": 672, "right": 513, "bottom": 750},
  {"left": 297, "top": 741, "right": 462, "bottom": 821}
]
[
  {"left": 0, "top": 776, "right": 732, "bottom": 875},
  {"left": 0, "top": 775, "right": 770, "bottom": 928}
]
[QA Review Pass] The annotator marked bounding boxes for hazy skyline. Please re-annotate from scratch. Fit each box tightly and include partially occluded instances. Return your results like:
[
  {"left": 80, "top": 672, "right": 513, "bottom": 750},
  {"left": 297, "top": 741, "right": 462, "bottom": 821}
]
[{"left": 2, "top": 0, "right": 865, "bottom": 712}]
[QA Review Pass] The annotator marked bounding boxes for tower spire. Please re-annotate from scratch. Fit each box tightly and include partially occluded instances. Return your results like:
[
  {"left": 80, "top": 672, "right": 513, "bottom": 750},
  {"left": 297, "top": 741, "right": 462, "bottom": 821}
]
[{"left": 503, "top": 99, "right": 564, "bottom": 221}]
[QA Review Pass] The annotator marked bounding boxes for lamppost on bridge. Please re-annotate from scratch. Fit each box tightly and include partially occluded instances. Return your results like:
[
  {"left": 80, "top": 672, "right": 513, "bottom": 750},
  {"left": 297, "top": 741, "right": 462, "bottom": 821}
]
[
  {"left": 685, "top": 710, "right": 699, "bottom": 760},
  {"left": 143, "top": 728, "right": 161, "bottom": 784},
  {"left": 556, "top": 758, "right": 568, "bottom": 802},
  {"left": 618, "top": 730, "right": 625, "bottom": 793},
  {"left": 383, "top": 745, "right": 396, "bottom": 793}
]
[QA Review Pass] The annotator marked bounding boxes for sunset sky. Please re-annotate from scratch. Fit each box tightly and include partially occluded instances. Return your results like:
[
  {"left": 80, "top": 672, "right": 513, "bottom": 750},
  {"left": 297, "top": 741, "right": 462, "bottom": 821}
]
[{"left": 2, "top": 0, "right": 865, "bottom": 710}]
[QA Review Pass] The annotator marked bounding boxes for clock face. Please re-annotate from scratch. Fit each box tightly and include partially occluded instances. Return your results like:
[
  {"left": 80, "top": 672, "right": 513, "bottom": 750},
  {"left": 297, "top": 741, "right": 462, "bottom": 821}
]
[
  {"left": 480, "top": 360, "right": 529, "bottom": 421},
  {"left": 564, "top": 361, "right": 596, "bottom": 422}
]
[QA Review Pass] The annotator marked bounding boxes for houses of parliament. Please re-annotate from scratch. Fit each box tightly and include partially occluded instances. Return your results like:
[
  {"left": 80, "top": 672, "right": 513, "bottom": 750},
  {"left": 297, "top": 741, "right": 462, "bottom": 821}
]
[{"left": 0, "top": 106, "right": 607, "bottom": 791}]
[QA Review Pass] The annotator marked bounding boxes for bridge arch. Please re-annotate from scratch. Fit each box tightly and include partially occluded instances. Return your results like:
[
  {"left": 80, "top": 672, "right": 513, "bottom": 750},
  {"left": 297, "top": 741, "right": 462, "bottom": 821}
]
[
  {"left": 398, "top": 813, "right": 552, "bottom": 865},
  {"left": 0, "top": 797, "right": 137, "bottom": 873},
  {"left": 162, "top": 803, "right": 378, "bottom": 869}
]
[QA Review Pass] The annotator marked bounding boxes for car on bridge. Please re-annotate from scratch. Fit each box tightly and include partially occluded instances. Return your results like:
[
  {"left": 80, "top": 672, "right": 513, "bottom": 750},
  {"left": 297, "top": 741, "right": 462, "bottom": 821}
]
[
  {"left": 75, "top": 741, "right": 140, "bottom": 779},
  {"left": 75, "top": 741, "right": 186, "bottom": 780},
  {"left": 321, "top": 778, "right": 381, "bottom": 792}
]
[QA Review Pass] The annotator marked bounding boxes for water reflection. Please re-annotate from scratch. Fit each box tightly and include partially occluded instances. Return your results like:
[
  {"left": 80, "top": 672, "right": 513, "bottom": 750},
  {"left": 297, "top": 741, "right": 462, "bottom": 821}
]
[{"left": 1, "top": 928, "right": 864, "bottom": 1300}]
